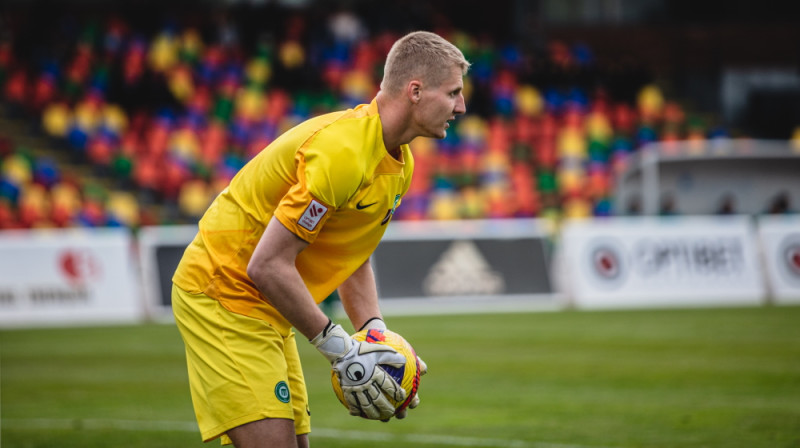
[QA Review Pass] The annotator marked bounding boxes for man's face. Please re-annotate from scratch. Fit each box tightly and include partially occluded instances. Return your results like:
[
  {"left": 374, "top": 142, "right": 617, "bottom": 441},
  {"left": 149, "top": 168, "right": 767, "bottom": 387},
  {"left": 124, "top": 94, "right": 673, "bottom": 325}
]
[{"left": 413, "top": 66, "right": 466, "bottom": 139}]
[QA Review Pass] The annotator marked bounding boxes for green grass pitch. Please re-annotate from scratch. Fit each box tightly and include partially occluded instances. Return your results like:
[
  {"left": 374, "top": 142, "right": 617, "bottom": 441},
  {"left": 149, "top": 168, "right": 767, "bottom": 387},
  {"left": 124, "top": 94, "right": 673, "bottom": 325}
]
[{"left": 2, "top": 305, "right": 800, "bottom": 448}]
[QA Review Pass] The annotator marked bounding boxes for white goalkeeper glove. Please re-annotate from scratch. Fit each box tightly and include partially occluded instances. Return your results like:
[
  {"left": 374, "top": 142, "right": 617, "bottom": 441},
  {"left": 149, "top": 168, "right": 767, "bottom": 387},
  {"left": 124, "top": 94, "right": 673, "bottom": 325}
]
[
  {"left": 311, "top": 320, "right": 407, "bottom": 420},
  {"left": 359, "top": 318, "right": 426, "bottom": 421},
  {"left": 394, "top": 355, "right": 426, "bottom": 420}
]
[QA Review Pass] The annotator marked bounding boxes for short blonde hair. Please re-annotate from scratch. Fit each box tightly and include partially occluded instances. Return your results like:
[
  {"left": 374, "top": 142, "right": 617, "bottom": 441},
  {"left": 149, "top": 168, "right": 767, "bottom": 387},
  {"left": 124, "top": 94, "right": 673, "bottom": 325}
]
[{"left": 380, "top": 31, "right": 470, "bottom": 95}]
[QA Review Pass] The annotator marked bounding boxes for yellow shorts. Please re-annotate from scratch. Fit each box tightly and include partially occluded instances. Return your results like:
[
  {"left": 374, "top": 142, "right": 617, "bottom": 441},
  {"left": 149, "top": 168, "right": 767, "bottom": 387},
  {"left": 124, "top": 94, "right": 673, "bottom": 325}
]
[{"left": 171, "top": 284, "right": 311, "bottom": 444}]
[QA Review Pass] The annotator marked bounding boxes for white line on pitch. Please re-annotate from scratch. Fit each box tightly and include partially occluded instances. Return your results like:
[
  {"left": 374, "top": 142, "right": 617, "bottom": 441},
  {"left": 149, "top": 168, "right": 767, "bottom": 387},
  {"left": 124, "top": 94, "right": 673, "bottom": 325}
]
[{"left": 2, "top": 418, "right": 615, "bottom": 448}]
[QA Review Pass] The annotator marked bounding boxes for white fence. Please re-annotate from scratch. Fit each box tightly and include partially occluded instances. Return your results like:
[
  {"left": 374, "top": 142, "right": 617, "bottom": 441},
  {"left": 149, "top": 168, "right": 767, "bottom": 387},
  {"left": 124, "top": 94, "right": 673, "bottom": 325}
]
[
  {"left": 0, "top": 228, "right": 143, "bottom": 327},
  {"left": 1, "top": 215, "right": 798, "bottom": 327},
  {"left": 757, "top": 214, "right": 800, "bottom": 304},
  {"left": 557, "top": 216, "right": 767, "bottom": 309}
]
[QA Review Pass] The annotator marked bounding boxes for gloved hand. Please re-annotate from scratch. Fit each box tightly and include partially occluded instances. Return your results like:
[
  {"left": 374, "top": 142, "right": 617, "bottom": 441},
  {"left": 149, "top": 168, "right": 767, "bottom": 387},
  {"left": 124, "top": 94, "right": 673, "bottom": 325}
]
[
  {"left": 360, "top": 318, "right": 426, "bottom": 421},
  {"left": 311, "top": 320, "right": 407, "bottom": 420},
  {"left": 394, "top": 355, "right": 427, "bottom": 420}
]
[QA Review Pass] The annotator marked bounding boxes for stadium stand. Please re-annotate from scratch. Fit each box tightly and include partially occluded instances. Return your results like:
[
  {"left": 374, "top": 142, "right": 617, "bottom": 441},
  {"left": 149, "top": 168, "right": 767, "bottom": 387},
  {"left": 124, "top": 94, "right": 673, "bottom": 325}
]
[{"left": 0, "top": 2, "right": 768, "bottom": 230}]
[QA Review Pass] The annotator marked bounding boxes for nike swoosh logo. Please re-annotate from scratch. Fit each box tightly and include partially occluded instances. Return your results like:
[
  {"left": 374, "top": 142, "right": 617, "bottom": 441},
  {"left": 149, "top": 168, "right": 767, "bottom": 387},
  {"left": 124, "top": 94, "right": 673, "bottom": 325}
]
[{"left": 356, "top": 200, "right": 378, "bottom": 210}]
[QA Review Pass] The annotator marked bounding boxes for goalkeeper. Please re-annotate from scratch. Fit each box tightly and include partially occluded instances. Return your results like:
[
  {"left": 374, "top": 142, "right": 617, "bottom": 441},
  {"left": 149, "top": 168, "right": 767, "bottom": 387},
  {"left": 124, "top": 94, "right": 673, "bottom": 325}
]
[{"left": 171, "top": 30, "right": 469, "bottom": 448}]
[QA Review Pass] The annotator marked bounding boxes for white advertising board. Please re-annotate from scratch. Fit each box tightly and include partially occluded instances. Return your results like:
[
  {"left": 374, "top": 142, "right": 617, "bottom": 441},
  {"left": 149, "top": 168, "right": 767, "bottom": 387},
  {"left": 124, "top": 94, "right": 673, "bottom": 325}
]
[
  {"left": 137, "top": 220, "right": 562, "bottom": 318},
  {"left": 0, "top": 228, "right": 143, "bottom": 327},
  {"left": 559, "top": 216, "right": 767, "bottom": 309},
  {"left": 757, "top": 214, "right": 800, "bottom": 304}
]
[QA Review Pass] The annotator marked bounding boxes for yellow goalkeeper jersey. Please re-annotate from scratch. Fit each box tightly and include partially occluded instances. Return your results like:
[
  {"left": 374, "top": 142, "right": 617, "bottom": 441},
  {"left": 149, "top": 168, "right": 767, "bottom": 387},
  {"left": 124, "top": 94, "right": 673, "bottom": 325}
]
[{"left": 172, "top": 99, "right": 413, "bottom": 334}]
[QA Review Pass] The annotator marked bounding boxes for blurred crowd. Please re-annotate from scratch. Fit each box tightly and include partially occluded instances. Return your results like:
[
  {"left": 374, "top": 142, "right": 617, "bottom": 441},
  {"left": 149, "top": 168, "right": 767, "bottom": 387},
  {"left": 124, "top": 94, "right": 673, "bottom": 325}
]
[{"left": 0, "top": 3, "right": 737, "bottom": 230}]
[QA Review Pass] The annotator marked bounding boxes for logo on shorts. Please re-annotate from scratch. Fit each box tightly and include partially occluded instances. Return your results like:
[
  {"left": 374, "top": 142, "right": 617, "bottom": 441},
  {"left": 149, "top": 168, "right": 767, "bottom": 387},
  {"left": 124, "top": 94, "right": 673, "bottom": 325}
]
[{"left": 275, "top": 381, "right": 290, "bottom": 403}]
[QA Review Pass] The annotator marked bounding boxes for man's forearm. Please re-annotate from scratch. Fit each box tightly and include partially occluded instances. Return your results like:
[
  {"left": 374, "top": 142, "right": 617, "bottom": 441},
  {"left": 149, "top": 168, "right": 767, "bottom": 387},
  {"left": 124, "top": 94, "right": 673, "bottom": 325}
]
[
  {"left": 337, "top": 259, "right": 383, "bottom": 330},
  {"left": 253, "top": 264, "right": 330, "bottom": 340}
]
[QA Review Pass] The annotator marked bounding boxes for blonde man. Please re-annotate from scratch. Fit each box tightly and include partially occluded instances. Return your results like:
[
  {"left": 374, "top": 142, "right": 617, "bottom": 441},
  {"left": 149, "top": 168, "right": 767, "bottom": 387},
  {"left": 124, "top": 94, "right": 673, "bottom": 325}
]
[{"left": 172, "top": 31, "right": 469, "bottom": 448}]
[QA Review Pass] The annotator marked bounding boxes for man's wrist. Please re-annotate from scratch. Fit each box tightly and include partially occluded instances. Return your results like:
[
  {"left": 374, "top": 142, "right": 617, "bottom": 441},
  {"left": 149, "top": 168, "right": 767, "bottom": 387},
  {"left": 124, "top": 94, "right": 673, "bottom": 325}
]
[
  {"left": 313, "top": 319, "right": 334, "bottom": 340},
  {"left": 358, "top": 317, "right": 387, "bottom": 331},
  {"left": 311, "top": 321, "right": 353, "bottom": 363}
]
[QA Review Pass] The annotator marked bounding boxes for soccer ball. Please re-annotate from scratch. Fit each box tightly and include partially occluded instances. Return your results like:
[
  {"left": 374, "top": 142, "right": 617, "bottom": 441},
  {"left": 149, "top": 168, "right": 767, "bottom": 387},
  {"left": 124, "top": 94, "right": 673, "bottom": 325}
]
[{"left": 330, "top": 328, "right": 421, "bottom": 418}]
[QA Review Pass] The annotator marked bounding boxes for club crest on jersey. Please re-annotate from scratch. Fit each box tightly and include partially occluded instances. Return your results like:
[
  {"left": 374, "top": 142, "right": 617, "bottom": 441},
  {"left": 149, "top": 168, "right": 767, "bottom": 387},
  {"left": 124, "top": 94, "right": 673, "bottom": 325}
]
[
  {"left": 299, "top": 199, "right": 328, "bottom": 231},
  {"left": 381, "top": 195, "right": 401, "bottom": 226}
]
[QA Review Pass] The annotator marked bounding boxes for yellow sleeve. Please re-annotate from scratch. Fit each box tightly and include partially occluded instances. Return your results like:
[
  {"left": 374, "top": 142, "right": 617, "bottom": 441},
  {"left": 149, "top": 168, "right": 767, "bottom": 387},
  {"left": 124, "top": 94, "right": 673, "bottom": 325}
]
[
  {"left": 302, "top": 129, "right": 369, "bottom": 209},
  {"left": 273, "top": 134, "right": 366, "bottom": 243}
]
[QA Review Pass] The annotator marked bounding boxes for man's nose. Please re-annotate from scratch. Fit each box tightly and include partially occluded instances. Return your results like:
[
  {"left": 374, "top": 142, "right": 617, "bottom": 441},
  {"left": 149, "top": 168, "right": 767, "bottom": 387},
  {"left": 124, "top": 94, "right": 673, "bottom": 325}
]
[{"left": 455, "top": 94, "right": 466, "bottom": 115}]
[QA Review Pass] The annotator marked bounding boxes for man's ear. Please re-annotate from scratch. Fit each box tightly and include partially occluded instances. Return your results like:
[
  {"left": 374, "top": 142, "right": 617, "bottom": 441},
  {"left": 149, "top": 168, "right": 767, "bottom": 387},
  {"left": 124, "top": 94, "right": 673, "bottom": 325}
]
[{"left": 407, "top": 80, "right": 422, "bottom": 104}]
